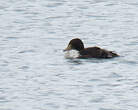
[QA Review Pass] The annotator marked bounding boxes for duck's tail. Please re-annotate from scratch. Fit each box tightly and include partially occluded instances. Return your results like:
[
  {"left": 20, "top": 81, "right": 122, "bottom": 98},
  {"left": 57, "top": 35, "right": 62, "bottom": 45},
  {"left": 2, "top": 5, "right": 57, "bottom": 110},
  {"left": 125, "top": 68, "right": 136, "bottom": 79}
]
[
  {"left": 100, "top": 49, "right": 119, "bottom": 58},
  {"left": 110, "top": 51, "right": 119, "bottom": 57}
]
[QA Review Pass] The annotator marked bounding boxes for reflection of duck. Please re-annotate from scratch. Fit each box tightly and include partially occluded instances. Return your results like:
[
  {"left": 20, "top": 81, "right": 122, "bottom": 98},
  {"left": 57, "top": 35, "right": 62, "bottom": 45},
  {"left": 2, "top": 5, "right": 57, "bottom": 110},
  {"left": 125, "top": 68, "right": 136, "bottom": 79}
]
[{"left": 64, "top": 38, "right": 119, "bottom": 59}]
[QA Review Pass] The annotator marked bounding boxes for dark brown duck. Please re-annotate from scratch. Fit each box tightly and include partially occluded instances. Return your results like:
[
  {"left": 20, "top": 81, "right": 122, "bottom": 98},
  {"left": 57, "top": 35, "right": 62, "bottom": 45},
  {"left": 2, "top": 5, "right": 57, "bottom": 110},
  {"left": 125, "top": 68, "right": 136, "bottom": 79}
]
[{"left": 64, "top": 38, "right": 119, "bottom": 58}]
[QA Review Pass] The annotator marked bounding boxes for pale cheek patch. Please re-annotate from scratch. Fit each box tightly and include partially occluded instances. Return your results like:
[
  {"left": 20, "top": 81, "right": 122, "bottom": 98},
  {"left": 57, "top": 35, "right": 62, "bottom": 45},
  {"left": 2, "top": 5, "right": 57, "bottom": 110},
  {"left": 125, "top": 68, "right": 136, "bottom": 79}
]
[{"left": 64, "top": 50, "right": 79, "bottom": 59}]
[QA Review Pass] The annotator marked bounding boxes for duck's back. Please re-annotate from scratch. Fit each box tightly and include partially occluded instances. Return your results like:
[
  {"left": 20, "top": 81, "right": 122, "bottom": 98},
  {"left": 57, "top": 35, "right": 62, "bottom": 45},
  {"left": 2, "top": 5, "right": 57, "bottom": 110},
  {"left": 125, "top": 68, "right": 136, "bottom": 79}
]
[{"left": 79, "top": 46, "right": 118, "bottom": 58}]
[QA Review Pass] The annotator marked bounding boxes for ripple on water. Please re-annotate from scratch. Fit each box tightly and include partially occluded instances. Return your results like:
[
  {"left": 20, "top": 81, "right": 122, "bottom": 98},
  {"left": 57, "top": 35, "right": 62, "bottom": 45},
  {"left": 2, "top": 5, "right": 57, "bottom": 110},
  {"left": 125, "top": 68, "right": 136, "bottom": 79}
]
[
  {"left": 89, "top": 96, "right": 104, "bottom": 103},
  {"left": 107, "top": 72, "right": 123, "bottom": 78},
  {"left": 18, "top": 65, "right": 30, "bottom": 70},
  {"left": 45, "top": 2, "right": 65, "bottom": 8},
  {"left": 0, "top": 96, "right": 10, "bottom": 103},
  {"left": 5, "top": 37, "right": 19, "bottom": 40},
  {"left": 99, "top": 108, "right": 122, "bottom": 110},
  {"left": 18, "top": 49, "right": 35, "bottom": 54}
]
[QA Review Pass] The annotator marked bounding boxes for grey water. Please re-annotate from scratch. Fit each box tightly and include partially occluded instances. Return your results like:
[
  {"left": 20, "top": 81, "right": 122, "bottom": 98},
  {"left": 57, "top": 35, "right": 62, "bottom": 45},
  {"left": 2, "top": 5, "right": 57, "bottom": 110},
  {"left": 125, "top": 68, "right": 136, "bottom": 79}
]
[{"left": 0, "top": 0, "right": 138, "bottom": 110}]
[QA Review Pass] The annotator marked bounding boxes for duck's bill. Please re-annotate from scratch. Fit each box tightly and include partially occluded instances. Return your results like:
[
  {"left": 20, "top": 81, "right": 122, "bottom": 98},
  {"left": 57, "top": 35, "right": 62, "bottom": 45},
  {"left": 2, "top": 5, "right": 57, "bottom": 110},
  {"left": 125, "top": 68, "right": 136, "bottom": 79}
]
[{"left": 63, "top": 44, "right": 72, "bottom": 52}]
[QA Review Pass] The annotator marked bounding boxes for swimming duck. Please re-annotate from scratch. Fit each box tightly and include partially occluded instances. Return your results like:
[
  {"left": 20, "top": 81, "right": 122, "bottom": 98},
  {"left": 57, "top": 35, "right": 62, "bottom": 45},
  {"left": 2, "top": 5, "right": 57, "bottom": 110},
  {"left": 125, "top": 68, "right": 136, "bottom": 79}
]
[{"left": 64, "top": 38, "right": 119, "bottom": 58}]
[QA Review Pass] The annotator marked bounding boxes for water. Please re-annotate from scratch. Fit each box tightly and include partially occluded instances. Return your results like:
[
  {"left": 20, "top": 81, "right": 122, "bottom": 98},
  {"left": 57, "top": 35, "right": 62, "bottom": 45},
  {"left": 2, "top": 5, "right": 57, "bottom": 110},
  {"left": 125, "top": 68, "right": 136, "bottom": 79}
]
[{"left": 0, "top": 0, "right": 138, "bottom": 110}]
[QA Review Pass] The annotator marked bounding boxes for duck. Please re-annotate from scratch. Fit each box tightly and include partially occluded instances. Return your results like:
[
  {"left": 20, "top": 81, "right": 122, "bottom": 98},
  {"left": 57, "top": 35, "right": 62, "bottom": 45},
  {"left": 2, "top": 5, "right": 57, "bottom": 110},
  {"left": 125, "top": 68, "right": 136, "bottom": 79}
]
[{"left": 64, "top": 38, "right": 119, "bottom": 59}]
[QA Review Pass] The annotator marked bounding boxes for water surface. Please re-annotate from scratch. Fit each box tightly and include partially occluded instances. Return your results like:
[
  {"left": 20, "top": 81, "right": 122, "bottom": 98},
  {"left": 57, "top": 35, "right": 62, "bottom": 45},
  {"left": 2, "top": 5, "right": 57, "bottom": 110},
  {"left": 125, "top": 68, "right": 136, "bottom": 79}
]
[{"left": 0, "top": 0, "right": 138, "bottom": 110}]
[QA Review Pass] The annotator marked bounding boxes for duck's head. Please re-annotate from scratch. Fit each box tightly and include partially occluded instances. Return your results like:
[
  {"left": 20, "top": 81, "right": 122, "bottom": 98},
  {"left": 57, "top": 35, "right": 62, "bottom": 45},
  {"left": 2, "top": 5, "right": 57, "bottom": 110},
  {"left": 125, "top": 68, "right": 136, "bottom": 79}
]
[{"left": 64, "top": 38, "right": 84, "bottom": 51}]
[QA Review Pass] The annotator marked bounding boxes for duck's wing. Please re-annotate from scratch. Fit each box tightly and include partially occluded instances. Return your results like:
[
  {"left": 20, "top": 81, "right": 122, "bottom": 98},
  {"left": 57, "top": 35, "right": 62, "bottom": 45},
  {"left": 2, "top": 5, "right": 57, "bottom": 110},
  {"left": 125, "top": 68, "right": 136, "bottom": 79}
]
[
  {"left": 79, "top": 47, "right": 102, "bottom": 58},
  {"left": 79, "top": 47, "right": 119, "bottom": 58}
]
